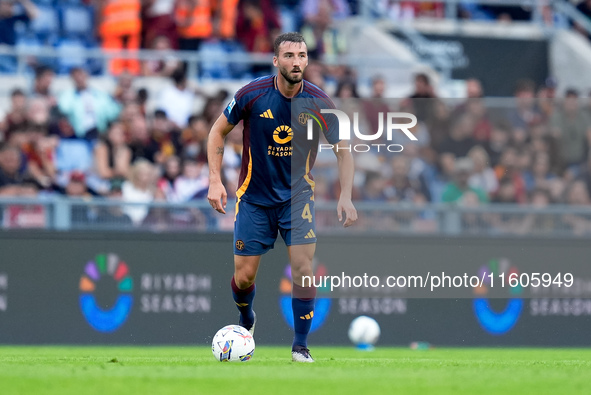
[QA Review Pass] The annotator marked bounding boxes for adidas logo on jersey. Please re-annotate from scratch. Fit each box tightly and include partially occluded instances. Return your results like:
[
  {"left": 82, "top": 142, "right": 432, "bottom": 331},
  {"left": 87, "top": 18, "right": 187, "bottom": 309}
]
[
  {"left": 260, "top": 109, "right": 274, "bottom": 119},
  {"left": 304, "top": 229, "right": 316, "bottom": 239}
]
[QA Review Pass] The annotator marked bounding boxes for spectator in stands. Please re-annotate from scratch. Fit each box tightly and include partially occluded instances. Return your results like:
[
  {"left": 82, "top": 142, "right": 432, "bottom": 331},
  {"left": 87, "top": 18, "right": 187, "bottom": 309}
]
[
  {"left": 174, "top": 0, "right": 214, "bottom": 51},
  {"left": 26, "top": 96, "right": 49, "bottom": 127},
  {"left": 48, "top": 112, "right": 77, "bottom": 140},
  {"left": 148, "top": 109, "right": 182, "bottom": 164},
  {"left": 97, "top": 0, "right": 142, "bottom": 75},
  {"left": 362, "top": 75, "right": 391, "bottom": 134},
  {"left": 142, "top": 35, "right": 181, "bottom": 77},
  {"left": 157, "top": 155, "right": 181, "bottom": 201},
  {"left": 2, "top": 88, "right": 27, "bottom": 138},
  {"left": 166, "top": 157, "right": 209, "bottom": 202},
  {"left": 523, "top": 151, "right": 557, "bottom": 194},
  {"left": 537, "top": 77, "right": 558, "bottom": 121},
  {"left": 468, "top": 145, "right": 498, "bottom": 197},
  {"left": 181, "top": 114, "right": 208, "bottom": 162},
  {"left": 157, "top": 67, "right": 194, "bottom": 129},
  {"left": 492, "top": 177, "right": 520, "bottom": 204},
  {"left": 113, "top": 72, "right": 136, "bottom": 105},
  {"left": 0, "top": 143, "right": 26, "bottom": 195},
  {"left": 493, "top": 146, "right": 527, "bottom": 204},
  {"left": 427, "top": 99, "right": 452, "bottom": 152},
  {"left": 360, "top": 171, "right": 388, "bottom": 202},
  {"left": 403, "top": 73, "right": 437, "bottom": 125},
  {"left": 58, "top": 67, "right": 121, "bottom": 140},
  {"left": 122, "top": 159, "right": 156, "bottom": 225},
  {"left": 65, "top": 170, "right": 90, "bottom": 198},
  {"left": 128, "top": 114, "right": 158, "bottom": 163},
  {"left": 90, "top": 121, "right": 131, "bottom": 195},
  {"left": 202, "top": 89, "right": 229, "bottom": 125},
  {"left": 442, "top": 157, "right": 488, "bottom": 204},
  {"left": 65, "top": 170, "right": 93, "bottom": 225},
  {"left": 21, "top": 123, "right": 56, "bottom": 190},
  {"left": 141, "top": 0, "right": 178, "bottom": 49},
  {"left": 300, "top": 0, "right": 346, "bottom": 59},
  {"left": 506, "top": 79, "right": 542, "bottom": 130},
  {"left": 32, "top": 65, "right": 56, "bottom": 110},
  {"left": 303, "top": 61, "right": 326, "bottom": 90},
  {"left": 486, "top": 123, "right": 510, "bottom": 167},
  {"left": 385, "top": 156, "right": 429, "bottom": 203},
  {"left": 236, "top": 0, "right": 280, "bottom": 54},
  {"left": 95, "top": 178, "right": 133, "bottom": 227},
  {"left": 0, "top": 0, "right": 38, "bottom": 73},
  {"left": 519, "top": 188, "right": 557, "bottom": 236},
  {"left": 550, "top": 89, "right": 591, "bottom": 169},
  {"left": 439, "top": 114, "right": 477, "bottom": 158}
]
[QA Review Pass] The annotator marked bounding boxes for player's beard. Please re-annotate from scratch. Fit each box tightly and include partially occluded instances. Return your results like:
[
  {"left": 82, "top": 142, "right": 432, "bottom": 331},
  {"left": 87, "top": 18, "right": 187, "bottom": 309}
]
[{"left": 280, "top": 66, "right": 303, "bottom": 85}]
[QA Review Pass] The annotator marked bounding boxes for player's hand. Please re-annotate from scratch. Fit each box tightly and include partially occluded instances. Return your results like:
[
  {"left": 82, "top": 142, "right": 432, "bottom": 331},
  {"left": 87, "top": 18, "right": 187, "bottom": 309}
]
[
  {"left": 337, "top": 198, "right": 357, "bottom": 228},
  {"left": 207, "top": 181, "right": 227, "bottom": 214}
]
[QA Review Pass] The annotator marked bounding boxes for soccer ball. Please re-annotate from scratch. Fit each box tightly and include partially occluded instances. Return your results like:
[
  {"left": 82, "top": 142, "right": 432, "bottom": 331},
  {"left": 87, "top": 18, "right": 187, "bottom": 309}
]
[
  {"left": 348, "top": 316, "right": 381, "bottom": 349},
  {"left": 211, "top": 325, "right": 255, "bottom": 362}
]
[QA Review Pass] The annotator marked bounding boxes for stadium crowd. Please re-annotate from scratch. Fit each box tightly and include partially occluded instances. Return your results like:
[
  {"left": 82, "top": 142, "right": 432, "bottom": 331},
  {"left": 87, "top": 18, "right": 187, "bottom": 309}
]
[
  {"left": 2, "top": 1, "right": 591, "bottom": 76},
  {"left": 1, "top": 0, "right": 591, "bottom": 232}
]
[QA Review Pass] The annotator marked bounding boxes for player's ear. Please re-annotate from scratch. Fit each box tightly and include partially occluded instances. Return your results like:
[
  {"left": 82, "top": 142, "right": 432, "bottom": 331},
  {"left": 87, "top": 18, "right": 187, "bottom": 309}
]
[{"left": 273, "top": 56, "right": 278, "bottom": 67}]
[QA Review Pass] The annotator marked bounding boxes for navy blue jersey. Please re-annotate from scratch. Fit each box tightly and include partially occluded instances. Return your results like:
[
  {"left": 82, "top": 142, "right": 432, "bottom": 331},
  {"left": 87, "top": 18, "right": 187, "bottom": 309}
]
[{"left": 223, "top": 75, "right": 339, "bottom": 207}]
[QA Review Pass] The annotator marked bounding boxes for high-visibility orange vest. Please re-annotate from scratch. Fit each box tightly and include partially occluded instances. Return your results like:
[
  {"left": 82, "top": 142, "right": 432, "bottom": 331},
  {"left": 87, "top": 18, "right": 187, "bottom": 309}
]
[
  {"left": 218, "top": 0, "right": 238, "bottom": 39},
  {"left": 99, "top": 0, "right": 141, "bottom": 38},
  {"left": 175, "top": 0, "right": 213, "bottom": 39}
]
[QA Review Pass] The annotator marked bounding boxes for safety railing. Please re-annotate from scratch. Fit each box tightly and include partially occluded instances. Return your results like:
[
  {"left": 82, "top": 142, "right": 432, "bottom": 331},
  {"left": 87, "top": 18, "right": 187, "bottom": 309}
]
[{"left": 2, "top": 196, "right": 591, "bottom": 238}]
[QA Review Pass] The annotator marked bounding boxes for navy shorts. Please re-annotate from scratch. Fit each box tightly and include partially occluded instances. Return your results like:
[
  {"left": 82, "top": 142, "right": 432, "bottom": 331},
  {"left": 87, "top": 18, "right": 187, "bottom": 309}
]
[{"left": 233, "top": 190, "right": 316, "bottom": 255}]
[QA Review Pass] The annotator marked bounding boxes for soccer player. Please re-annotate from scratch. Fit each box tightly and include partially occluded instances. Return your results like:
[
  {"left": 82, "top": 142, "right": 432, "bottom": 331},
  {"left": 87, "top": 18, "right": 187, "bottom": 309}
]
[{"left": 207, "top": 32, "right": 357, "bottom": 362}]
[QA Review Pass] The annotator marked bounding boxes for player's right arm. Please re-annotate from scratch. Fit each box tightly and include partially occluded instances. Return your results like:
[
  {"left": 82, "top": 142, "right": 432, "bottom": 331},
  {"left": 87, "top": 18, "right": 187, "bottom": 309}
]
[{"left": 207, "top": 113, "right": 235, "bottom": 214}]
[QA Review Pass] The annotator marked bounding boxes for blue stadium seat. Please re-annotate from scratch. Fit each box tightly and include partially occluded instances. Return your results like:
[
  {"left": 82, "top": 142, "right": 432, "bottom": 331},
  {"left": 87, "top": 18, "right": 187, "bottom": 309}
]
[
  {"left": 13, "top": 34, "right": 47, "bottom": 74},
  {"left": 199, "top": 41, "right": 232, "bottom": 79},
  {"left": 55, "top": 37, "right": 87, "bottom": 74},
  {"left": 30, "top": 6, "right": 59, "bottom": 39},
  {"left": 60, "top": 5, "right": 93, "bottom": 39}
]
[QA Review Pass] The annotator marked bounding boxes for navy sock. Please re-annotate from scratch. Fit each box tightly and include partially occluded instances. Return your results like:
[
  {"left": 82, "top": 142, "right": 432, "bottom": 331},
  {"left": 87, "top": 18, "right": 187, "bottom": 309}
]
[
  {"left": 292, "top": 283, "right": 317, "bottom": 349},
  {"left": 231, "top": 276, "right": 255, "bottom": 328}
]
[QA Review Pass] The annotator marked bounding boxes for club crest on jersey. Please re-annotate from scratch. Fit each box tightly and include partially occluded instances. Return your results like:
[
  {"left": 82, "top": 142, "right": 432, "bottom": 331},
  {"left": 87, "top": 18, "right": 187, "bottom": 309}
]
[{"left": 298, "top": 112, "right": 311, "bottom": 125}]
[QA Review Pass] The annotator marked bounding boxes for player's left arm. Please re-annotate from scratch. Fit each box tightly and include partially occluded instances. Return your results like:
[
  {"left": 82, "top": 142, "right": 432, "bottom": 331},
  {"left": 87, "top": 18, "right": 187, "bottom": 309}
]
[{"left": 333, "top": 140, "right": 357, "bottom": 227}]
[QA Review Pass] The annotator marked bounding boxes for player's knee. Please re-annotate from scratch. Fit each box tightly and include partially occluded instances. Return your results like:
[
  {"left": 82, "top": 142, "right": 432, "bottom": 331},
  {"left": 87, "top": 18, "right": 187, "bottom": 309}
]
[
  {"left": 291, "top": 263, "right": 313, "bottom": 284},
  {"left": 234, "top": 271, "right": 256, "bottom": 289}
]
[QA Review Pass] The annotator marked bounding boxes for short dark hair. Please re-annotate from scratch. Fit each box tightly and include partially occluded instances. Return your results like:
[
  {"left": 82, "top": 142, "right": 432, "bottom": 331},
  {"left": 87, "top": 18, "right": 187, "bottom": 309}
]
[
  {"left": 188, "top": 114, "right": 205, "bottom": 125},
  {"left": 10, "top": 88, "right": 24, "bottom": 97},
  {"left": 69, "top": 66, "right": 85, "bottom": 75},
  {"left": 415, "top": 73, "right": 430, "bottom": 85},
  {"left": 35, "top": 65, "right": 53, "bottom": 79},
  {"left": 154, "top": 109, "right": 168, "bottom": 119},
  {"left": 273, "top": 32, "right": 306, "bottom": 56},
  {"left": 171, "top": 67, "right": 186, "bottom": 85}
]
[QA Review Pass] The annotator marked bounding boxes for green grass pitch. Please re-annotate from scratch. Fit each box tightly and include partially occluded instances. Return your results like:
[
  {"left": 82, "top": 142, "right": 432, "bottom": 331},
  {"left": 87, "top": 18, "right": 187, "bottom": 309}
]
[{"left": 1, "top": 346, "right": 590, "bottom": 394}]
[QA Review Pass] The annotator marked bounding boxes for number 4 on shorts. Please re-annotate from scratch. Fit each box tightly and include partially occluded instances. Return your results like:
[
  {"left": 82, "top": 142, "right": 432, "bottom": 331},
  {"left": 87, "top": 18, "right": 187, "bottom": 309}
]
[{"left": 302, "top": 203, "right": 312, "bottom": 223}]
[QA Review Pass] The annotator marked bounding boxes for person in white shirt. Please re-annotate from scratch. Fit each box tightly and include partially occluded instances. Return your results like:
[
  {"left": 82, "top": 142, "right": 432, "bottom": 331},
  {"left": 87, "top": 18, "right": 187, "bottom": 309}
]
[
  {"left": 157, "top": 68, "right": 194, "bottom": 129},
  {"left": 122, "top": 159, "right": 156, "bottom": 225}
]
